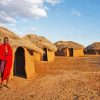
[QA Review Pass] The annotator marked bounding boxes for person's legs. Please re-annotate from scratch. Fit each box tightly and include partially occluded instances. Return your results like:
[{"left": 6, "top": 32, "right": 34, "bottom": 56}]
[
  {"left": 0, "top": 61, "right": 10, "bottom": 89},
  {"left": 0, "top": 60, "right": 1, "bottom": 85},
  {"left": 3, "top": 76, "right": 10, "bottom": 89},
  {"left": 6, "top": 76, "right": 9, "bottom": 86},
  {"left": 3, "top": 61, "right": 9, "bottom": 87},
  {"left": 1, "top": 75, "right": 10, "bottom": 89},
  {"left": 0, "top": 73, "right": 3, "bottom": 90},
  {"left": 0, "top": 60, "right": 7, "bottom": 89}
]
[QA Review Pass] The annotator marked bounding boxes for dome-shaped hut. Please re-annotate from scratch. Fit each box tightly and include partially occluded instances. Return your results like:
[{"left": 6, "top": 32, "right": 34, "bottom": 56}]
[
  {"left": 55, "top": 41, "right": 84, "bottom": 57},
  {"left": 85, "top": 42, "right": 100, "bottom": 55},
  {"left": 0, "top": 27, "right": 42, "bottom": 79},
  {"left": 23, "top": 34, "right": 57, "bottom": 61}
]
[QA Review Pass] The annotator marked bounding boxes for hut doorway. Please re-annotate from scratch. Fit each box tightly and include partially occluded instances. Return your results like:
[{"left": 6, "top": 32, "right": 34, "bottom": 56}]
[
  {"left": 43, "top": 48, "right": 48, "bottom": 61},
  {"left": 14, "top": 47, "right": 26, "bottom": 78},
  {"left": 69, "top": 48, "right": 73, "bottom": 57}
]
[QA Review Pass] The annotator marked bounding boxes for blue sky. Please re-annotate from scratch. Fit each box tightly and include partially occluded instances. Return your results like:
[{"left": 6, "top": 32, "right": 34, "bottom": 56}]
[{"left": 0, "top": 0, "right": 100, "bottom": 46}]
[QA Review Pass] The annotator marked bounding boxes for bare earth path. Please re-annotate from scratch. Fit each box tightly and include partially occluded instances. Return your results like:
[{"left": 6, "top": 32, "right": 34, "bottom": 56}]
[{"left": 0, "top": 55, "right": 100, "bottom": 100}]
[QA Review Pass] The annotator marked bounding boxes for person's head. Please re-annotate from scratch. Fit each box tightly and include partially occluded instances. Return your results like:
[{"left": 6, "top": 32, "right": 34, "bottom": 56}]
[{"left": 4, "top": 37, "right": 9, "bottom": 44}]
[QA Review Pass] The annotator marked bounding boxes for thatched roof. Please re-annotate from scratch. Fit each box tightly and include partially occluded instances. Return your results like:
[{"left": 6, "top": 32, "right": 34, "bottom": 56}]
[
  {"left": 55, "top": 41, "right": 84, "bottom": 50},
  {"left": 0, "top": 27, "right": 18, "bottom": 38},
  {"left": 0, "top": 27, "right": 43, "bottom": 54},
  {"left": 23, "top": 34, "right": 57, "bottom": 52},
  {"left": 85, "top": 42, "right": 100, "bottom": 50}
]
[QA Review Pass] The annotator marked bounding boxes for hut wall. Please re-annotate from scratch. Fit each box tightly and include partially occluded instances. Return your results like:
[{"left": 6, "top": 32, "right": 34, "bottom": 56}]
[
  {"left": 67, "top": 48, "right": 70, "bottom": 56},
  {"left": 86, "top": 50, "right": 96, "bottom": 54},
  {"left": 55, "top": 48, "right": 69, "bottom": 56},
  {"left": 96, "top": 50, "right": 100, "bottom": 55},
  {"left": 55, "top": 50, "right": 65, "bottom": 56},
  {"left": 55, "top": 48, "right": 84, "bottom": 57},
  {"left": 24, "top": 48, "right": 35, "bottom": 78},
  {"left": 47, "top": 50, "right": 55, "bottom": 61},
  {"left": 9, "top": 47, "right": 35, "bottom": 79},
  {"left": 73, "top": 49, "right": 84, "bottom": 57},
  {"left": 34, "top": 52, "right": 41, "bottom": 61},
  {"left": 86, "top": 50, "right": 100, "bottom": 55},
  {"left": 63, "top": 48, "right": 69, "bottom": 56},
  {"left": 9, "top": 47, "right": 16, "bottom": 80}
]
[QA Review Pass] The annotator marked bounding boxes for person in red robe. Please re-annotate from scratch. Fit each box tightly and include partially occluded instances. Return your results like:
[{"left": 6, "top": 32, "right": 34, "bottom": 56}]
[{"left": 0, "top": 37, "right": 13, "bottom": 89}]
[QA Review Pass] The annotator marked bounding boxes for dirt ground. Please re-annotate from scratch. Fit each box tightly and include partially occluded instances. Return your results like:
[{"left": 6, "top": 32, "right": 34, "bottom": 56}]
[{"left": 0, "top": 55, "right": 100, "bottom": 100}]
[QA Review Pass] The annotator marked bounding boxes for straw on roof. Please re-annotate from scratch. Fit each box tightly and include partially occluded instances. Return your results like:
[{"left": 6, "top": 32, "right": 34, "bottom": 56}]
[
  {"left": 0, "top": 27, "right": 43, "bottom": 54},
  {"left": 23, "top": 34, "right": 57, "bottom": 52},
  {"left": 55, "top": 41, "right": 84, "bottom": 50},
  {"left": 85, "top": 42, "right": 100, "bottom": 50},
  {"left": 0, "top": 27, "right": 18, "bottom": 38}
]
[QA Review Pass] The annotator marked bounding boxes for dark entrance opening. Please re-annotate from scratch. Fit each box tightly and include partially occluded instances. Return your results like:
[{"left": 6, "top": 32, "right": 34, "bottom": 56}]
[
  {"left": 69, "top": 48, "right": 73, "bottom": 57},
  {"left": 88, "top": 50, "right": 96, "bottom": 54},
  {"left": 43, "top": 48, "right": 48, "bottom": 61},
  {"left": 14, "top": 47, "right": 26, "bottom": 78}
]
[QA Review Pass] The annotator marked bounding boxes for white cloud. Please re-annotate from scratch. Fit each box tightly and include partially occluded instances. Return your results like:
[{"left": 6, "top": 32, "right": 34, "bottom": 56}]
[
  {"left": 72, "top": 9, "right": 81, "bottom": 17},
  {"left": 0, "top": 11, "right": 16, "bottom": 23},
  {"left": 45, "top": 0, "right": 60, "bottom": 5},
  {"left": 0, "top": 0, "right": 60, "bottom": 24}
]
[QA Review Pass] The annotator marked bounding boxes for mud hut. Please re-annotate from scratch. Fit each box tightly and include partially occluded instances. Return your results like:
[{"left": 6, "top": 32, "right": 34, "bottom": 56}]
[
  {"left": 23, "top": 34, "right": 57, "bottom": 61},
  {"left": 0, "top": 27, "right": 42, "bottom": 79},
  {"left": 55, "top": 41, "right": 84, "bottom": 57},
  {"left": 85, "top": 42, "right": 100, "bottom": 55}
]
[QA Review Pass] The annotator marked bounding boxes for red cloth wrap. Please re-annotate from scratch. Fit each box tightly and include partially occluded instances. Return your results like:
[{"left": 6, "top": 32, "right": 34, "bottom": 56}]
[{"left": 0, "top": 44, "right": 13, "bottom": 82}]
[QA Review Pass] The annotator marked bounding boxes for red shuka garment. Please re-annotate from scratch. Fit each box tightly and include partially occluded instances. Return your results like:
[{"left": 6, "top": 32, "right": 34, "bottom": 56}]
[{"left": 0, "top": 44, "right": 13, "bottom": 81}]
